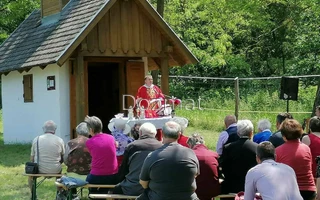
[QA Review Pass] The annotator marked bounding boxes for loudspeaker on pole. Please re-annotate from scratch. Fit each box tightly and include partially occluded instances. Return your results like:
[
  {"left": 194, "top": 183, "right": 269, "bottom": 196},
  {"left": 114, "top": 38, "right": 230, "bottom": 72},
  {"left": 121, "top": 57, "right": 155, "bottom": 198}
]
[{"left": 280, "top": 77, "right": 299, "bottom": 101}]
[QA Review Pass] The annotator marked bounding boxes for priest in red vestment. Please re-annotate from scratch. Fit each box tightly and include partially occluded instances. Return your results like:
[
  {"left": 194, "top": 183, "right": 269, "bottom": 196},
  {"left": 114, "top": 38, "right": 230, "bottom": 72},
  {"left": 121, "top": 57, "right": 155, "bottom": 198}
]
[
  {"left": 136, "top": 75, "right": 165, "bottom": 141},
  {"left": 136, "top": 75, "right": 165, "bottom": 118}
]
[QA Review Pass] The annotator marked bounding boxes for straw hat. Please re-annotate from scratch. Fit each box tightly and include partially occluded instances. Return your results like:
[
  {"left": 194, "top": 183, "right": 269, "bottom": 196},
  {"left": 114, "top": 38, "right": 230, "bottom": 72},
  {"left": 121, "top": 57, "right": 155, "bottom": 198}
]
[{"left": 108, "top": 118, "right": 131, "bottom": 135}]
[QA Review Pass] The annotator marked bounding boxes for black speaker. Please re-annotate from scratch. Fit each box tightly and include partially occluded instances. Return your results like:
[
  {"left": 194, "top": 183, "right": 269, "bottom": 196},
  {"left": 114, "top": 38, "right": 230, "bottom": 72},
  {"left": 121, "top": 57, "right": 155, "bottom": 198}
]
[{"left": 280, "top": 77, "right": 299, "bottom": 101}]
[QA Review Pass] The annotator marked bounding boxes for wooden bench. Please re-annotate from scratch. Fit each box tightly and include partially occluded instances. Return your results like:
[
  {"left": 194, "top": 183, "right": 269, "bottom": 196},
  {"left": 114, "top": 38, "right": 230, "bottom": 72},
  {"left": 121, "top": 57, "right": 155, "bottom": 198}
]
[
  {"left": 213, "top": 194, "right": 236, "bottom": 199},
  {"left": 89, "top": 194, "right": 138, "bottom": 200},
  {"left": 55, "top": 181, "right": 116, "bottom": 199},
  {"left": 23, "top": 173, "right": 63, "bottom": 200}
]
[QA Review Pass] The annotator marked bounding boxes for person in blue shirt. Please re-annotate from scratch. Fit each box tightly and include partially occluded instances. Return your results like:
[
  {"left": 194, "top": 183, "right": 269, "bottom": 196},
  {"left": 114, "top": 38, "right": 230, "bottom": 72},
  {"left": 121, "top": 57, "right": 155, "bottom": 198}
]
[{"left": 253, "top": 119, "right": 272, "bottom": 144}]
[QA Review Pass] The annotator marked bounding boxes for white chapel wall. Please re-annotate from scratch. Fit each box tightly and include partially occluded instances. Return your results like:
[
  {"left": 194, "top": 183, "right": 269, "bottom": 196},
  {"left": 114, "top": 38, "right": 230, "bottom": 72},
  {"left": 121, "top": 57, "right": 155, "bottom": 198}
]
[{"left": 2, "top": 63, "right": 70, "bottom": 144}]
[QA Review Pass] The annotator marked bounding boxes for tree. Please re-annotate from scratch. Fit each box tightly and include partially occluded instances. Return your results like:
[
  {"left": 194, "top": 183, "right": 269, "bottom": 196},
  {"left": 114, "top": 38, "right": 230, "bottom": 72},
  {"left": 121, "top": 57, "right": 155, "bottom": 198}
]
[{"left": 0, "top": 0, "right": 39, "bottom": 44}]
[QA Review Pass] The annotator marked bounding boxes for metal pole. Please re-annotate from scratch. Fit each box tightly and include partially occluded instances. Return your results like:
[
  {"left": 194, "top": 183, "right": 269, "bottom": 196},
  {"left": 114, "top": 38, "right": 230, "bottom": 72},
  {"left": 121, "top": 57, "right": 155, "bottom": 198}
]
[{"left": 235, "top": 77, "right": 240, "bottom": 119}]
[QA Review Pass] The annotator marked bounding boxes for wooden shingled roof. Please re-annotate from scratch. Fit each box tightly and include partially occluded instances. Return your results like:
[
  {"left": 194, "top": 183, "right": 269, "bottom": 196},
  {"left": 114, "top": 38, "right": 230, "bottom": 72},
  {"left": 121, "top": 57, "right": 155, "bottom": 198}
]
[{"left": 0, "top": 0, "right": 198, "bottom": 73}]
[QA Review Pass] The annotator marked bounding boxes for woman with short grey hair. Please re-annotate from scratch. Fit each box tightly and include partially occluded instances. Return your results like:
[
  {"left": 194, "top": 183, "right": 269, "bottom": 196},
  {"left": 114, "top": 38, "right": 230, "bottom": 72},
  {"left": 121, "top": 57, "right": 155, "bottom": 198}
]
[
  {"left": 76, "top": 122, "right": 89, "bottom": 137},
  {"left": 253, "top": 119, "right": 272, "bottom": 144},
  {"left": 237, "top": 119, "right": 254, "bottom": 138},
  {"left": 187, "top": 133, "right": 204, "bottom": 149},
  {"left": 187, "top": 133, "right": 221, "bottom": 199},
  {"left": 63, "top": 122, "right": 92, "bottom": 198},
  {"left": 64, "top": 122, "right": 91, "bottom": 174},
  {"left": 220, "top": 119, "right": 257, "bottom": 195},
  {"left": 84, "top": 115, "right": 103, "bottom": 135},
  {"left": 85, "top": 115, "right": 118, "bottom": 195}
]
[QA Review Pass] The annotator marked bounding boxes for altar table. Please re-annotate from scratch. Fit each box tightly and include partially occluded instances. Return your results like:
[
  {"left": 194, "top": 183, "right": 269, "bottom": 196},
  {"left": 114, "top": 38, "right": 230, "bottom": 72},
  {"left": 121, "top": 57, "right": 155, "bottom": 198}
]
[{"left": 110, "top": 116, "right": 172, "bottom": 129}]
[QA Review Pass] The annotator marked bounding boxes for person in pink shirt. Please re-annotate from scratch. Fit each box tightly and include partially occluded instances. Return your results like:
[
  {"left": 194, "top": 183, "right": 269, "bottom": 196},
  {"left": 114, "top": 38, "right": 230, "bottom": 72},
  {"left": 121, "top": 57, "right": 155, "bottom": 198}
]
[
  {"left": 85, "top": 116, "right": 118, "bottom": 196},
  {"left": 276, "top": 119, "right": 316, "bottom": 200}
]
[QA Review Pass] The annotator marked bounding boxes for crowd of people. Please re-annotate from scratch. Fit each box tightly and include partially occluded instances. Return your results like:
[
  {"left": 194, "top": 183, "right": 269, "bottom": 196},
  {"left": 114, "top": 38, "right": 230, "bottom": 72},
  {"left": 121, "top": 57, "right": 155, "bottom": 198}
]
[{"left": 28, "top": 106, "right": 320, "bottom": 200}]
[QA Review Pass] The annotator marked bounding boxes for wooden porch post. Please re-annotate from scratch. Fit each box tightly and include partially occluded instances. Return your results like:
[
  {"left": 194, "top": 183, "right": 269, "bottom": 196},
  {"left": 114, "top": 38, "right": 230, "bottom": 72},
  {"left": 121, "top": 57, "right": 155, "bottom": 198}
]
[
  {"left": 143, "top": 57, "right": 149, "bottom": 76},
  {"left": 160, "top": 56, "right": 169, "bottom": 95},
  {"left": 76, "top": 55, "right": 86, "bottom": 124}
]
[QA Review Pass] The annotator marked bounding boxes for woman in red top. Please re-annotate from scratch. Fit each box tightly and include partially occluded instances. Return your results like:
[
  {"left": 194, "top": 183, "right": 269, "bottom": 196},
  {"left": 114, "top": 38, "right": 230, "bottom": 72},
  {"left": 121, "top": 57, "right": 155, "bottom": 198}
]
[
  {"left": 187, "top": 133, "right": 220, "bottom": 200},
  {"left": 302, "top": 116, "right": 320, "bottom": 178},
  {"left": 276, "top": 119, "right": 316, "bottom": 200}
]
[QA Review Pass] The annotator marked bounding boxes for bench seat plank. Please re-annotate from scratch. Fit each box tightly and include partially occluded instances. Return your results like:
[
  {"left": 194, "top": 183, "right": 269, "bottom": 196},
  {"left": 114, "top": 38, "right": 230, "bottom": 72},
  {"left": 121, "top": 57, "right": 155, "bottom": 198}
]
[
  {"left": 55, "top": 182, "right": 116, "bottom": 189},
  {"left": 23, "top": 173, "right": 63, "bottom": 177},
  {"left": 84, "top": 184, "right": 116, "bottom": 188},
  {"left": 89, "top": 194, "right": 138, "bottom": 199},
  {"left": 213, "top": 194, "right": 236, "bottom": 199}
]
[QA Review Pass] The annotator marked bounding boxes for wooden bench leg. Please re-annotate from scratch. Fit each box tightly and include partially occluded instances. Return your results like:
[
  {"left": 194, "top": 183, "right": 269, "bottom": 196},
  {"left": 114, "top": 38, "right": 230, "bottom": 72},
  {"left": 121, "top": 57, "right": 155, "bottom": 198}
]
[{"left": 31, "top": 177, "right": 37, "bottom": 200}]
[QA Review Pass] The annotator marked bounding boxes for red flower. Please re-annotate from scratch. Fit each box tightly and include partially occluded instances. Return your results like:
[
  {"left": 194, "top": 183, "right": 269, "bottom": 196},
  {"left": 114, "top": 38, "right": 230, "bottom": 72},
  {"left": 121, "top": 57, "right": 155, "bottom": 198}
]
[{"left": 174, "top": 99, "right": 181, "bottom": 105}]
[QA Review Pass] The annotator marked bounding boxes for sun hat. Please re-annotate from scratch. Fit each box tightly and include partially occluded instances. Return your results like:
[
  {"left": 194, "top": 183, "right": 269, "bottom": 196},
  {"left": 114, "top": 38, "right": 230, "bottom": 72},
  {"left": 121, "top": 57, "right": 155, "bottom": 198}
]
[
  {"left": 108, "top": 118, "right": 131, "bottom": 135},
  {"left": 169, "top": 117, "right": 189, "bottom": 132}
]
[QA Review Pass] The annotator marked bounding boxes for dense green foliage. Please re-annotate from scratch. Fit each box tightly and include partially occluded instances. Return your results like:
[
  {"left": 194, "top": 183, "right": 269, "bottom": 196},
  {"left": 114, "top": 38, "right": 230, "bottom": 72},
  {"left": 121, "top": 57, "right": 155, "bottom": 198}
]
[
  {"left": 160, "top": 0, "right": 320, "bottom": 77},
  {"left": 0, "top": 0, "right": 39, "bottom": 44},
  {"left": 155, "top": 0, "right": 320, "bottom": 110}
]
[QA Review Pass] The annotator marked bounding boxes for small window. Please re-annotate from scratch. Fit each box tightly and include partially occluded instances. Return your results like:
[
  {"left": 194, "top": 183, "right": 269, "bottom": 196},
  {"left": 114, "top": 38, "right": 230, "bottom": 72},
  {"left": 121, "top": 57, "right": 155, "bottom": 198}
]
[{"left": 23, "top": 74, "right": 33, "bottom": 102}]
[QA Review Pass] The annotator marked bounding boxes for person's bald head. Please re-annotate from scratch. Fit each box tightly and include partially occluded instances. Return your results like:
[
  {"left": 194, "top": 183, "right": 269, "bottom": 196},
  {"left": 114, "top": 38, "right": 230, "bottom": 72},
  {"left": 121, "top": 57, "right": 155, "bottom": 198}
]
[{"left": 224, "top": 115, "right": 237, "bottom": 128}]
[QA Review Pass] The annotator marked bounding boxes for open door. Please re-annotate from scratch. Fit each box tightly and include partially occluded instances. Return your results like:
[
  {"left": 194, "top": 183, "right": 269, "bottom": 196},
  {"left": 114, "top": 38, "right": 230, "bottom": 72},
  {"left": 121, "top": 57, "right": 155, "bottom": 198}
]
[
  {"left": 88, "top": 62, "right": 120, "bottom": 132},
  {"left": 125, "top": 61, "right": 145, "bottom": 110}
]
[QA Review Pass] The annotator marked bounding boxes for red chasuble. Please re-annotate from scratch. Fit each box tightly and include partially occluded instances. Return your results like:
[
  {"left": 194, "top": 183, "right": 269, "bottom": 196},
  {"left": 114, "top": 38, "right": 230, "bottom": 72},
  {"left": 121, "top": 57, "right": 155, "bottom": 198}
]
[{"left": 136, "top": 84, "right": 164, "bottom": 109}]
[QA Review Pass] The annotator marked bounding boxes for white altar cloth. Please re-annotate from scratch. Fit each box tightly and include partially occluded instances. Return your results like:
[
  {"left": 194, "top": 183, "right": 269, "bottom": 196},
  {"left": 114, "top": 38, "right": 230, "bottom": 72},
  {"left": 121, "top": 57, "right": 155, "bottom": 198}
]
[{"left": 110, "top": 116, "right": 172, "bottom": 129}]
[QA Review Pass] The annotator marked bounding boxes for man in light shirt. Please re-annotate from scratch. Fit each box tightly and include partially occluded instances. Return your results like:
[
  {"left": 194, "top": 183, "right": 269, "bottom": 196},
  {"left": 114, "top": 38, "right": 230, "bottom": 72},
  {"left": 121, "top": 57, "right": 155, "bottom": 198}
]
[
  {"left": 216, "top": 115, "right": 238, "bottom": 155},
  {"left": 28, "top": 120, "right": 65, "bottom": 195},
  {"left": 244, "top": 141, "right": 303, "bottom": 200}
]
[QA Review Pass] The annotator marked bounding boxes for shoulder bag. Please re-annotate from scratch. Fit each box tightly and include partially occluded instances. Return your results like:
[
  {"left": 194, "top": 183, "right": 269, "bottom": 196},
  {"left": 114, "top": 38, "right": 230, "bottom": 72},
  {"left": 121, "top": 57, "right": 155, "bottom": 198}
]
[{"left": 25, "top": 137, "right": 40, "bottom": 174}]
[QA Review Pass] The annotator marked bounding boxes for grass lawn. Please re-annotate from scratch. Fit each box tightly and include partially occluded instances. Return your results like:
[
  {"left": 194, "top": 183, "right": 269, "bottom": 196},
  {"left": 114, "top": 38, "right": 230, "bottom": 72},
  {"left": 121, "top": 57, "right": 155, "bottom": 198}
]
[
  {"left": 0, "top": 121, "right": 219, "bottom": 200},
  {"left": 0, "top": 106, "right": 310, "bottom": 199}
]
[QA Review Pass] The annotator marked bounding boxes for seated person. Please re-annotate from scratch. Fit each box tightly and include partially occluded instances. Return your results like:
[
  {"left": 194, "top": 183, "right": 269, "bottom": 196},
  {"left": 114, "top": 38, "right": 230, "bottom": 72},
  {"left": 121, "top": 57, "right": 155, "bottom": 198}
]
[
  {"left": 85, "top": 116, "right": 118, "bottom": 195},
  {"left": 269, "top": 112, "right": 293, "bottom": 147},
  {"left": 64, "top": 122, "right": 92, "bottom": 179},
  {"left": 137, "top": 121, "right": 199, "bottom": 200},
  {"left": 219, "top": 120, "right": 257, "bottom": 194},
  {"left": 216, "top": 115, "right": 238, "bottom": 155},
  {"left": 187, "top": 133, "right": 220, "bottom": 200},
  {"left": 28, "top": 120, "right": 65, "bottom": 195},
  {"left": 245, "top": 141, "right": 302, "bottom": 200},
  {"left": 302, "top": 116, "right": 320, "bottom": 178},
  {"left": 62, "top": 122, "right": 92, "bottom": 199},
  {"left": 108, "top": 118, "right": 134, "bottom": 167},
  {"left": 276, "top": 119, "right": 316, "bottom": 200},
  {"left": 316, "top": 105, "right": 320, "bottom": 117},
  {"left": 130, "top": 123, "right": 142, "bottom": 140},
  {"left": 253, "top": 119, "right": 272, "bottom": 144},
  {"left": 113, "top": 122, "right": 162, "bottom": 195},
  {"left": 170, "top": 117, "right": 189, "bottom": 147},
  {"left": 316, "top": 155, "right": 320, "bottom": 200}
]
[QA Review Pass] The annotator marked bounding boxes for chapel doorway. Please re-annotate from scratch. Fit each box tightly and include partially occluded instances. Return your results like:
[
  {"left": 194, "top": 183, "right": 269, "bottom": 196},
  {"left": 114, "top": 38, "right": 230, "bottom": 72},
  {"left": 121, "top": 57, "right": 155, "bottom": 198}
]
[{"left": 87, "top": 62, "right": 120, "bottom": 133}]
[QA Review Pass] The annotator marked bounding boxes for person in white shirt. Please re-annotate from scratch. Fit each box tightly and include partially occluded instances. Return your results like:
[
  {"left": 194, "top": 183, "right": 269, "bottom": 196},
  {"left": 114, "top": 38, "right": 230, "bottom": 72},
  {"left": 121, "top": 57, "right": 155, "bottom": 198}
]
[
  {"left": 28, "top": 120, "right": 65, "bottom": 194},
  {"left": 244, "top": 141, "right": 302, "bottom": 200}
]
